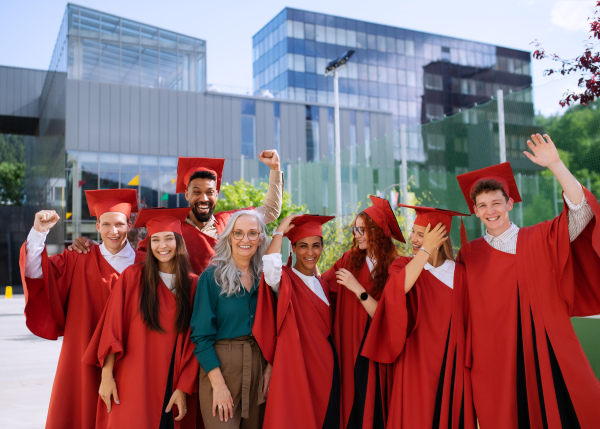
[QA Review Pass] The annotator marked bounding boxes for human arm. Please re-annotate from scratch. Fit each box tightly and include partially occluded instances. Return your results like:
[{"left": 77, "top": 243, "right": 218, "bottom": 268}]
[
  {"left": 263, "top": 215, "right": 300, "bottom": 293},
  {"left": 23, "top": 210, "right": 60, "bottom": 278},
  {"left": 335, "top": 269, "right": 379, "bottom": 318},
  {"left": 98, "top": 353, "right": 119, "bottom": 413},
  {"left": 255, "top": 149, "right": 284, "bottom": 224},
  {"left": 404, "top": 223, "right": 447, "bottom": 293}
]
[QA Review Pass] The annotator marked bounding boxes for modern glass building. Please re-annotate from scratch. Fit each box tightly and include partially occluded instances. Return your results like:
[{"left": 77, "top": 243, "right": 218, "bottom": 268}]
[{"left": 253, "top": 8, "right": 533, "bottom": 161}]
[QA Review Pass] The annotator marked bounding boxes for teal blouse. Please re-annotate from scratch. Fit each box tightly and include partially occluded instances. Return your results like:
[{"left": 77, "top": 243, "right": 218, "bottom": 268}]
[{"left": 190, "top": 265, "right": 259, "bottom": 373}]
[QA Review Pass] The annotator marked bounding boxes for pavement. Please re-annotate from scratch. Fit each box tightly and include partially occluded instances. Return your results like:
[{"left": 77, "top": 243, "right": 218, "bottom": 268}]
[{"left": 0, "top": 296, "right": 62, "bottom": 429}]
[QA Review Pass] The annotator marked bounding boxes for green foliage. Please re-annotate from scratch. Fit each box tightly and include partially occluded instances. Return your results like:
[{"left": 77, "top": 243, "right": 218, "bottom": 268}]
[
  {"left": 0, "top": 162, "right": 25, "bottom": 205},
  {"left": 215, "top": 179, "right": 307, "bottom": 234},
  {"left": 0, "top": 134, "right": 25, "bottom": 164}
]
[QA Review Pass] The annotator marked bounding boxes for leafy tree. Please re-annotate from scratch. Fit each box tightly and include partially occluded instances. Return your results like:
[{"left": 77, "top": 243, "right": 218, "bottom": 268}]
[
  {"left": 533, "top": 1, "right": 600, "bottom": 106},
  {"left": 0, "top": 134, "right": 25, "bottom": 164},
  {"left": 215, "top": 179, "right": 307, "bottom": 234},
  {"left": 0, "top": 162, "right": 25, "bottom": 205}
]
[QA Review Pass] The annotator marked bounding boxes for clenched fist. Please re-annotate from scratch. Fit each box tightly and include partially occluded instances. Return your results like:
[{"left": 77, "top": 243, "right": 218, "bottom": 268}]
[
  {"left": 258, "top": 149, "right": 281, "bottom": 170},
  {"left": 34, "top": 210, "right": 60, "bottom": 233}
]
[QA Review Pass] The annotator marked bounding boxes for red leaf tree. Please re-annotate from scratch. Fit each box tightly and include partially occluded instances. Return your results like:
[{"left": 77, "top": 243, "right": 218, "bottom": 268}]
[{"left": 533, "top": 1, "right": 600, "bottom": 106}]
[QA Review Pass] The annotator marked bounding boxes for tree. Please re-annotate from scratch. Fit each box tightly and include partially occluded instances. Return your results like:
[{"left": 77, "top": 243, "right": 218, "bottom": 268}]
[
  {"left": 533, "top": 1, "right": 600, "bottom": 106},
  {"left": 215, "top": 179, "right": 307, "bottom": 234},
  {"left": 0, "top": 162, "right": 25, "bottom": 205}
]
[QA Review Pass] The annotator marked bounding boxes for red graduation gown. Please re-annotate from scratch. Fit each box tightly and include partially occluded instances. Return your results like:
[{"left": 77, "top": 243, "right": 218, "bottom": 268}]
[
  {"left": 253, "top": 266, "right": 339, "bottom": 429},
  {"left": 322, "top": 251, "right": 393, "bottom": 429},
  {"left": 18, "top": 243, "right": 144, "bottom": 429},
  {"left": 83, "top": 263, "right": 200, "bottom": 429},
  {"left": 461, "top": 188, "right": 600, "bottom": 428},
  {"left": 138, "top": 207, "right": 253, "bottom": 275},
  {"left": 362, "top": 257, "right": 476, "bottom": 429}
]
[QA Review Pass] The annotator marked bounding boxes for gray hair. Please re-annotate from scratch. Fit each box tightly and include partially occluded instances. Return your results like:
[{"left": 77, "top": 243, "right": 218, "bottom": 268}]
[{"left": 209, "top": 210, "right": 269, "bottom": 297}]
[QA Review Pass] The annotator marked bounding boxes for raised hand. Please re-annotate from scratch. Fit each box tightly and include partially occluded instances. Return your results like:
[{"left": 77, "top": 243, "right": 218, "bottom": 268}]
[
  {"left": 422, "top": 223, "right": 448, "bottom": 253},
  {"left": 277, "top": 214, "right": 301, "bottom": 235},
  {"left": 258, "top": 149, "right": 281, "bottom": 170},
  {"left": 523, "top": 134, "right": 561, "bottom": 168},
  {"left": 335, "top": 268, "right": 362, "bottom": 294},
  {"left": 33, "top": 210, "right": 60, "bottom": 233}
]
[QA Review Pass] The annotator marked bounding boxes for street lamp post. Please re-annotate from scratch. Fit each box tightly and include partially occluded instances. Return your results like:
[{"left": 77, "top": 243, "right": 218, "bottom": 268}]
[{"left": 325, "top": 50, "right": 354, "bottom": 218}]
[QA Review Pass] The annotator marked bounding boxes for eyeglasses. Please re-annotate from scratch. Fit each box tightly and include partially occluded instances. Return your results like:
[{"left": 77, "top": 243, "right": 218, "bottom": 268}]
[
  {"left": 232, "top": 230, "right": 261, "bottom": 241},
  {"left": 351, "top": 226, "right": 373, "bottom": 236}
]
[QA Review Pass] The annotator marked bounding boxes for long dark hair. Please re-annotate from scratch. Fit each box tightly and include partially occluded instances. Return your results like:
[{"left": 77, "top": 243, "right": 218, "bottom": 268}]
[
  {"left": 139, "top": 234, "right": 193, "bottom": 333},
  {"left": 346, "top": 212, "right": 399, "bottom": 299}
]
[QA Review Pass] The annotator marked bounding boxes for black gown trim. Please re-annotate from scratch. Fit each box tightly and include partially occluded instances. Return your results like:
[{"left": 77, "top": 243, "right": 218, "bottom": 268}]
[
  {"left": 159, "top": 339, "right": 178, "bottom": 429},
  {"left": 347, "top": 318, "right": 385, "bottom": 429},
  {"left": 322, "top": 335, "right": 341, "bottom": 429},
  {"left": 432, "top": 321, "right": 452, "bottom": 428}
]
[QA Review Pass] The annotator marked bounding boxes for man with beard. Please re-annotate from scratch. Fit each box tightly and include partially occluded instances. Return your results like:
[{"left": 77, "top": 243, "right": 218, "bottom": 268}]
[{"left": 70, "top": 151, "right": 283, "bottom": 275}]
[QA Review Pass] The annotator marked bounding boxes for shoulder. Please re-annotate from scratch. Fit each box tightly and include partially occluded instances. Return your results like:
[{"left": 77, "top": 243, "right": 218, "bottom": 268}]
[
  {"left": 122, "top": 262, "right": 145, "bottom": 279},
  {"left": 388, "top": 256, "right": 411, "bottom": 272},
  {"left": 199, "top": 266, "right": 218, "bottom": 285}
]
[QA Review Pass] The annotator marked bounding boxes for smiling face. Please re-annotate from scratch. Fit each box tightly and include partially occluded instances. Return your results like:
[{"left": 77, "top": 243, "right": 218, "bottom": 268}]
[
  {"left": 230, "top": 215, "right": 263, "bottom": 262},
  {"left": 96, "top": 212, "right": 131, "bottom": 255},
  {"left": 186, "top": 177, "right": 218, "bottom": 223},
  {"left": 292, "top": 236, "right": 323, "bottom": 276},
  {"left": 353, "top": 215, "right": 369, "bottom": 250},
  {"left": 409, "top": 224, "right": 427, "bottom": 256},
  {"left": 150, "top": 231, "right": 177, "bottom": 273},
  {"left": 474, "top": 190, "right": 514, "bottom": 236}
]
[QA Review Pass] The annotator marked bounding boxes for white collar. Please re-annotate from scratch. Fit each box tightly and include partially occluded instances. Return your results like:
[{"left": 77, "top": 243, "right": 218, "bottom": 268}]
[
  {"left": 424, "top": 259, "right": 453, "bottom": 272},
  {"left": 484, "top": 222, "right": 519, "bottom": 243},
  {"left": 99, "top": 240, "right": 135, "bottom": 258},
  {"left": 292, "top": 267, "right": 315, "bottom": 282}
]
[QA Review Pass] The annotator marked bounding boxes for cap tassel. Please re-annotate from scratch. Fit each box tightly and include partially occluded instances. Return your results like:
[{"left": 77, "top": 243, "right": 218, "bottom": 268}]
[
  {"left": 286, "top": 247, "right": 293, "bottom": 268},
  {"left": 460, "top": 217, "right": 471, "bottom": 253}
]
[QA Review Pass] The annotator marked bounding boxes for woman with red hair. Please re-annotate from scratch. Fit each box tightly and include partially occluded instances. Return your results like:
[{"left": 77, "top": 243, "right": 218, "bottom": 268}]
[{"left": 321, "top": 196, "right": 404, "bottom": 429}]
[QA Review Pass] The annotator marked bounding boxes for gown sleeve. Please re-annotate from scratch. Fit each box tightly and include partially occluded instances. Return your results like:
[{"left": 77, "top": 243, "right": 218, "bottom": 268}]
[{"left": 175, "top": 274, "right": 201, "bottom": 395}]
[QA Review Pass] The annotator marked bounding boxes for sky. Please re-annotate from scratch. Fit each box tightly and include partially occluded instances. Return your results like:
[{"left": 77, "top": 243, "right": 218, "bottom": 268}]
[{"left": 0, "top": 0, "right": 598, "bottom": 117}]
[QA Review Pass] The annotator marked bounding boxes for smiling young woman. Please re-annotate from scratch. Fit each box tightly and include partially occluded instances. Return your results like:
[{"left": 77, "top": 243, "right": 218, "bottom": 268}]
[{"left": 83, "top": 207, "right": 199, "bottom": 429}]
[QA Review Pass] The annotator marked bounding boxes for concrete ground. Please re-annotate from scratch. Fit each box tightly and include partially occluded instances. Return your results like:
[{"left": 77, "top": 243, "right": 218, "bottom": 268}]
[{"left": 0, "top": 296, "right": 61, "bottom": 429}]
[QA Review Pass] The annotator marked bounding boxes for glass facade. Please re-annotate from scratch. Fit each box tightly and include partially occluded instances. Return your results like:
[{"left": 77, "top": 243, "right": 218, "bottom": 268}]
[
  {"left": 253, "top": 8, "right": 533, "bottom": 160},
  {"left": 48, "top": 4, "right": 206, "bottom": 91}
]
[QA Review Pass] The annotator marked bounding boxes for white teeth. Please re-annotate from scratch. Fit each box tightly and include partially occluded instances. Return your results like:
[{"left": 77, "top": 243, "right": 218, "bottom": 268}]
[{"left": 488, "top": 217, "right": 500, "bottom": 221}]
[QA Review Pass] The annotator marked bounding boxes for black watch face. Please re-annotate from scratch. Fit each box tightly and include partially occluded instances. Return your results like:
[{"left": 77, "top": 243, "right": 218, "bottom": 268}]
[{"left": 360, "top": 292, "right": 369, "bottom": 301}]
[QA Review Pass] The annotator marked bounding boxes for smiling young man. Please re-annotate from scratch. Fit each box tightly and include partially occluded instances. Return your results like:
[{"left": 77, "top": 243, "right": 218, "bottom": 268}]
[
  {"left": 19, "top": 189, "right": 145, "bottom": 429},
  {"left": 456, "top": 134, "right": 600, "bottom": 428}
]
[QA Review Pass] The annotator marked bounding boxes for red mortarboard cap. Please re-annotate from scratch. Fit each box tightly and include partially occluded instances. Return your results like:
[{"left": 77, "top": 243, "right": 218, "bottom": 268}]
[
  {"left": 456, "top": 162, "right": 522, "bottom": 214},
  {"left": 85, "top": 189, "right": 139, "bottom": 218},
  {"left": 176, "top": 157, "right": 225, "bottom": 193},
  {"left": 133, "top": 207, "right": 191, "bottom": 237},
  {"left": 363, "top": 196, "right": 405, "bottom": 243},
  {"left": 398, "top": 204, "right": 470, "bottom": 233},
  {"left": 284, "top": 214, "right": 335, "bottom": 244}
]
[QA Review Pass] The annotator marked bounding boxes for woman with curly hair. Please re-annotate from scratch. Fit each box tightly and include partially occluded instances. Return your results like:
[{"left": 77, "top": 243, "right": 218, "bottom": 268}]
[{"left": 321, "top": 196, "right": 405, "bottom": 429}]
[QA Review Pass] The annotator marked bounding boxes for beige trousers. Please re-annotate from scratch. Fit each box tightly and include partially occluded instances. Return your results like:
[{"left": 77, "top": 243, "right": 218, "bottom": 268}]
[{"left": 199, "top": 336, "right": 266, "bottom": 429}]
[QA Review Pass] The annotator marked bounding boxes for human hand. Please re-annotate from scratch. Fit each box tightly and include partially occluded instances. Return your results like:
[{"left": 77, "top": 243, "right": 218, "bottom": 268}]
[
  {"left": 99, "top": 378, "right": 119, "bottom": 413},
  {"left": 523, "top": 134, "right": 561, "bottom": 169},
  {"left": 335, "top": 268, "right": 362, "bottom": 294},
  {"left": 33, "top": 210, "right": 60, "bottom": 233},
  {"left": 262, "top": 363, "right": 272, "bottom": 399},
  {"left": 212, "top": 382, "right": 234, "bottom": 422},
  {"left": 277, "top": 214, "right": 301, "bottom": 235},
  {"left": 258, "top": 149, "right": 281, "bottom": 170},
  {"left": 67, "top": 236, "right": 94, "bottom": 254},
  {"left": 422, "top": 223, "right": 448, "bottom": 253},
  {"left": 166, "top": 388, "right": 187, "bottom": 421}
]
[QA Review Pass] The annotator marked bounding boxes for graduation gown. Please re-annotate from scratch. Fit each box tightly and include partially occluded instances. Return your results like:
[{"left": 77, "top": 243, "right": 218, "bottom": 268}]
[
  {"left": 322, "top": 251, "right": 393, "bottom": 429},
  {"left": 461, "top": 188, "right": 600, "bottom": 428},
  {"left": 83, "top": 263, "right": 200, "bottom": 429},
  {"left": 18, "top": 243, "right": 144, "bottom": 429},
  {"left": 362, "top": 257, "right": 476, "bottom": 429},
  {"left": 138, "top": 208, "right": 253, "bottom": 275},
  {"left": 253, "top": 266, "right": 340, "bottom": 429}
]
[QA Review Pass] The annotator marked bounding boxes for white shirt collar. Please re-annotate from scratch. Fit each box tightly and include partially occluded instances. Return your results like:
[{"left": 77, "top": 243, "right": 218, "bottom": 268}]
[
  {"left": 99, "top": 240, "right": 135, "bottom": 258},
  {"left": 424, "top": 259, "right": 453, "bottom": 272},
  {"left": 484, "top": 222, "right": 519, "bottom": 244}
]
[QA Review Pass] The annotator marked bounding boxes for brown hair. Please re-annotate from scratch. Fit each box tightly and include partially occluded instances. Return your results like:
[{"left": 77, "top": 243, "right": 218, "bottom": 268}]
[
  {"left": 139, "top": 234, "right": 193, "bottom": 333},
  {"left": 346, "top": 212, "right": 399, "bottom": 298},
  {"left": 438, "top": 236, "right": 455, "bottom": 262},
  {"left": 470, "top": 179, "right": 509, "bottom": 204}
]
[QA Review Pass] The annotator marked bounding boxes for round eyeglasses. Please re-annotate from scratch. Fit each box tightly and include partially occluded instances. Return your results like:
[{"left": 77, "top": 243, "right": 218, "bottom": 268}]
[{"left": 232, "top": 230, "right": 261, "bottom": 241}]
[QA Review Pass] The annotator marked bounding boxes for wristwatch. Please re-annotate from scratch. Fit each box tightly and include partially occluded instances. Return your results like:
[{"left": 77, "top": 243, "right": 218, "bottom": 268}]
[{"left": 358, "top": 292, "right": 369, "bottom": 301}]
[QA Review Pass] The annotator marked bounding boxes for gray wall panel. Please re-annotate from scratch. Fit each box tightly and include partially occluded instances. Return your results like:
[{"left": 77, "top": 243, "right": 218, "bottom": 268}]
[
  {"left": 6, "top": 68, "right": 14, "bottom": 116},
  {"left": 65, "top": 80, "right": 79, "bottom": 151},
  {"left": 195, "top": 93, "right": 206, "bottom": 156},
  {"left": 224, "top": 97, "right": 234, "bottom": 159},
  {"left": 120, "top": 85, "right": 130, "bottom": 154},
  {"left": 99, "top": 84, "right": 110, "bottom": 151},
  {"left": 0, "top": 68, "right": 6, "bottom": 113},
  {"left": 230, "top": 97, "right": 241, "bottom": 162},
  {"left": 177, "top": 92, "right": 186, "bottom": 156},
  {"left": 158, "top": 90, "right": 169, "bottom": 156},
  {"left": 255, "top": 100, "right": 267, "bottom": 155},
  {"left": 295, "top": 104, "right": 305, "bottom": 162},
  {"left": 129, "top": 86, "right": 141, "bottom": 155},
  {"left": 340, "top": 110, "right": 350, "bottom": 151},
  {"left": 88, "top": 81, "right": 100, "bottom": 151},
  {"left": 168, "top": 90, "right": 178, "bottom": 156},
  {"left": 148, "top": 89, "right": 160, "bottom": 155},
  {"left": 109, "top": 85, "right": 120, "bottom": 153},
  {"left": 204, "top": 95, "right": 214, "bottom": 158},
  {"left": 139, "top": 88, "right": 151, "bottom": 155},
  {"left": 77, "top": 81, "right": 89, "bottom": 151},
  {"left": 185, "top": 92, "right": 195, "bottom": 156}
]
